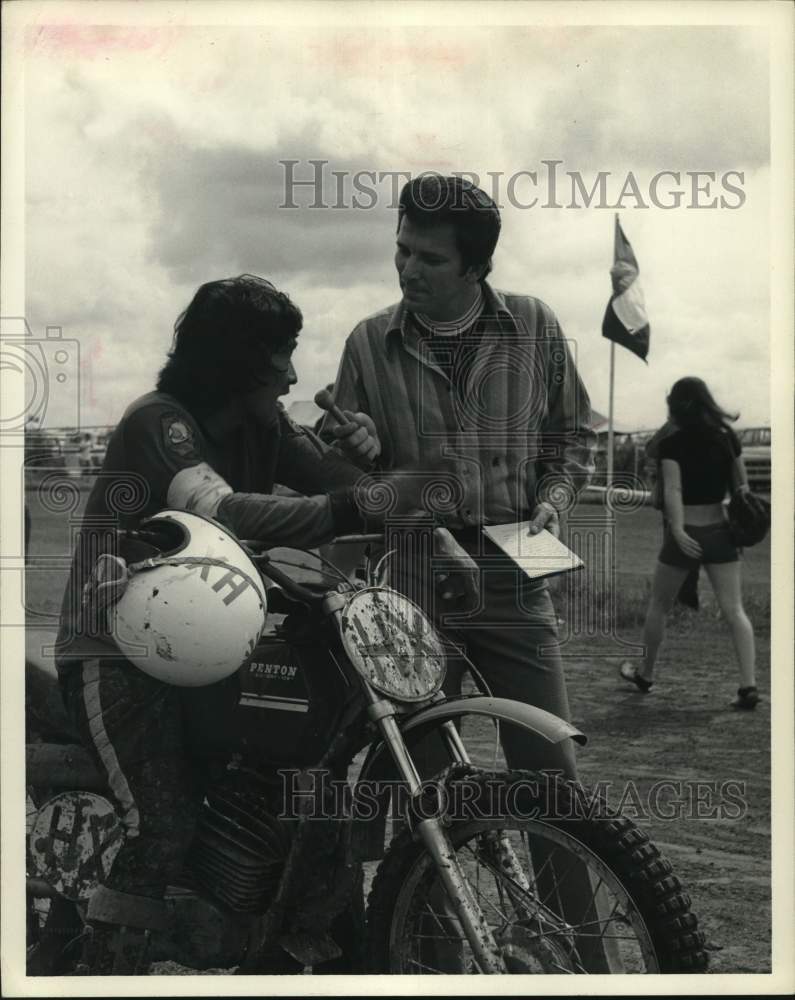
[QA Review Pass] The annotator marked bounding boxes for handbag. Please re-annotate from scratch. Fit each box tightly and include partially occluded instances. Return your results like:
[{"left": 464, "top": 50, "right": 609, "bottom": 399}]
[{"left": 727, "top": 489, "right": 771, "bottom": 547}]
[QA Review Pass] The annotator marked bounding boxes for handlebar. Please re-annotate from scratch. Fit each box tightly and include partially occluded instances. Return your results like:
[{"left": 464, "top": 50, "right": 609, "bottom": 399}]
[
  {"left": 328, "top": 533, "right": 383, "bottom": 545},
  {"left": 244, "top": 535, "right": 382, "bottom": 606},
  {"left": 122, "top": 529, "right": 383, "bottom": 608},
  {"left": 239, "top": 533, "right": 382, "bottom": 553},
  {"left": 249, "top": 552, "right": 330, "bottom": 606}
]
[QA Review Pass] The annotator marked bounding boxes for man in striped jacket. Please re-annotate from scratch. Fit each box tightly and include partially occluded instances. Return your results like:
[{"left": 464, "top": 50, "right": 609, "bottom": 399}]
[{"left": 324, "top": 174, "right": 596, "bottom": 783}]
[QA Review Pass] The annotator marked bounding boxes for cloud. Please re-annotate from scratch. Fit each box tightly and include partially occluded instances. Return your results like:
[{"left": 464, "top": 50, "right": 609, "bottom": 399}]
[
  {"left": 145, "top": 138, "right": 397, "bottom": 288},
  {"left": 497, "top": 26, "right": 770, "bottom": 174},
  {"left": 19, "top": 19, "right": 774, "bottom": 429}
]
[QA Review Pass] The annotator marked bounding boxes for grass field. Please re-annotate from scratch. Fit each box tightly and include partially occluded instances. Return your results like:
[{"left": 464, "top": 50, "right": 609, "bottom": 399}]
[
  {"left": 21, "top": 482, "right": 771, "bottom": 625},
  {"left": 22, "top": 482, "right": 771, "bottom": 974}
]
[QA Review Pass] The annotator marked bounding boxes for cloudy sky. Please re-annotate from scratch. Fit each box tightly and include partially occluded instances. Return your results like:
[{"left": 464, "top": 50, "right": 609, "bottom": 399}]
[{"left": 12, "top": 4, "right": 782, "bottom": 432}]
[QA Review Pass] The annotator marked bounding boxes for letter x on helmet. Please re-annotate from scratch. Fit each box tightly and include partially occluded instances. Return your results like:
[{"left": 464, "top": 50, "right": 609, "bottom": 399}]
[{"left": 109, "top": 510, "right": 267, "bottom": 687}]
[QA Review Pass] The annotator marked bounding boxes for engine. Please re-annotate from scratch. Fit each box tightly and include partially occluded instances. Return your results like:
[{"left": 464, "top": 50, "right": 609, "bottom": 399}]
[{"left": 182, "top": 786, "right": 292, "bottom": 913}]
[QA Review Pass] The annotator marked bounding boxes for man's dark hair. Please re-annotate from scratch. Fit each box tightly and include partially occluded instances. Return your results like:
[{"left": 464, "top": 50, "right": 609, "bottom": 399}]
[
  {"left": 157, "top": 275, "right": 302, "bottom": 413},
  {"left": 398, "top": 174, "right": 502, "bottom": 280}
]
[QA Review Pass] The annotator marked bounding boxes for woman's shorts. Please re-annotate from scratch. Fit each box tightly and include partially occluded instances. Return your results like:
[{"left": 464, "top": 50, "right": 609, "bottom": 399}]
[{"left": 659, "top": 521, "right": 739, "bottom": 569}]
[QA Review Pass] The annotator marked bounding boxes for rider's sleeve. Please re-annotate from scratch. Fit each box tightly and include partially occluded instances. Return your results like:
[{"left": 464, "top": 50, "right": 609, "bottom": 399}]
[
  {"left": 123, "top": 402, "right": 361, "bottom": 546},
  {"left": 219, "top": 411, "right": 364, "bottom": 544},
  {"left": 122, "top": 402, "right": 221, "bottom": 510},
  {"left": 274, "top": 408, "right": 365, "bottom": 493},
  {"left": 217, "top": 491, "right": 364, "bottom": 546}
]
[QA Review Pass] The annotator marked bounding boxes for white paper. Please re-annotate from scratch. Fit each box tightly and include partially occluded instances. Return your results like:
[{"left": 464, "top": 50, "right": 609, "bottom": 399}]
[{"left": 482, "top": 522, "right": 584, "bottom": 580}]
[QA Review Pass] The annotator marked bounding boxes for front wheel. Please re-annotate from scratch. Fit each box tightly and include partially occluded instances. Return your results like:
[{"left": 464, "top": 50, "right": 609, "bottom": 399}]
[{"left": 365, "top": 769, "right": 708, "bottom": 974}]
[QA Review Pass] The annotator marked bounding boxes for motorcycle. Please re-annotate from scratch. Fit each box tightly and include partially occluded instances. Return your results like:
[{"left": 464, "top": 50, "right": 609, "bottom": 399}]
[{"left": 26, "top": 528, "right": 708, "bottom": 975}]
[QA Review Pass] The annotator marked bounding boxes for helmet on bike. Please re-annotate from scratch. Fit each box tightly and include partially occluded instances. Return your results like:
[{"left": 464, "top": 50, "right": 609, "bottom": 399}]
[{"left": 111, "top": 509, "right": 267, "bottom": 686}]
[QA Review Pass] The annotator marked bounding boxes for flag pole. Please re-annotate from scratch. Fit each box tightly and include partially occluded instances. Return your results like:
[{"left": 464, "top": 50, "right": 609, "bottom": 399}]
[
  {"left": 606, "top": 213, "right": 618, "bottom": 489},
  {"left": 607, "top": 340, "right": 615, "bottom": 488}
]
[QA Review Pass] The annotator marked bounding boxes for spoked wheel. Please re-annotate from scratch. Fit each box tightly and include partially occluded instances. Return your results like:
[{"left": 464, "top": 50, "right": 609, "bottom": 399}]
[{"left": 366, "top": 770, "right": 708, "bottom": 974}]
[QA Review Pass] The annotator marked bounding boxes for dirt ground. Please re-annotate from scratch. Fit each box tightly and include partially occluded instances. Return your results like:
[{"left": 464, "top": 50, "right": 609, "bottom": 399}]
[
  {"left": 22, "top": 486, "right": 772, "bottom": 974},
  {"left": 558, "top": 627, "right": 771, "bottom": 974}
]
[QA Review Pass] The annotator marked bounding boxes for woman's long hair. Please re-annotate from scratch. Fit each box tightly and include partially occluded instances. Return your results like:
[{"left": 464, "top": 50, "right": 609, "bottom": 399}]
[{"left": 667, "top": 377, "right": 739, "bottom": 448}]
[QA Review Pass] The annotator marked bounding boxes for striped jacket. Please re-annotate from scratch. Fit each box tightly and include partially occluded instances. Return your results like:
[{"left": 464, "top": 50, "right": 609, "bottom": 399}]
[{"left": 326, "top": 283, "right": 596, "bottom": 528}]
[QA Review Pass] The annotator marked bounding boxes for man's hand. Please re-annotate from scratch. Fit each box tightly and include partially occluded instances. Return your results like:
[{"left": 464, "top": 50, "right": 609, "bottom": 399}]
[
  {"left": 528, "top": 502, "right": 560, "bottom": 539},
  {"left": 433, "top": 527, "right": 480, "bottom": 607},
  {"left": 331, "top": 411, "right": 381, "bottom": 465}
]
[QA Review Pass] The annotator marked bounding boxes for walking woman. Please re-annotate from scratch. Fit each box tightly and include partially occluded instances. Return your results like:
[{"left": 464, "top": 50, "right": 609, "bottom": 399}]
[{"left": 620, "top": 377, "right": 759, "bottom": 709}]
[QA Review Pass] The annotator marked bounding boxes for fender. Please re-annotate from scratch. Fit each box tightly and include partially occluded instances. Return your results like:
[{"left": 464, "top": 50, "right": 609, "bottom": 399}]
[
  {"left": 407, "top": 694, "right": 584, "bottom": 746},
  {"left": 363, "top": 694, "right": 585, "bottom": 781},
  {"left": 349, "top": 695, "right": 585, "bottom": 861}
]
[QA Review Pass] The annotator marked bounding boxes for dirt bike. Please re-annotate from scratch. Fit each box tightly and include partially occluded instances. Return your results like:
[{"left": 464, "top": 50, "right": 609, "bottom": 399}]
[{"left": 25, "top": 531, "right": 708, "bottom": 975}]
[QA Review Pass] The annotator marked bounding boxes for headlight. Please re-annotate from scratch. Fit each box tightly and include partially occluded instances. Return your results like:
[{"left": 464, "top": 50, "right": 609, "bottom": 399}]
[{"left": 338, "top": 587, "right": 446, "bottom": 701}]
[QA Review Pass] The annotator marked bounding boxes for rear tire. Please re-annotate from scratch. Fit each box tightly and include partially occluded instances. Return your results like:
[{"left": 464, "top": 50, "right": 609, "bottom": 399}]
[
  {"left": 365, "top": 769, "right": 708, "bottom": 974},
  {"left": 26, "top": 893, "right": 84, "bottom": 975}
]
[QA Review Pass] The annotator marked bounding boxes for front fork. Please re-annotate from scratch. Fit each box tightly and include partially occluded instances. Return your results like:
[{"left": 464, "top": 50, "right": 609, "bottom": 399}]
[{"left": 367, "top": 695, "right": 507, "bottom": 974}]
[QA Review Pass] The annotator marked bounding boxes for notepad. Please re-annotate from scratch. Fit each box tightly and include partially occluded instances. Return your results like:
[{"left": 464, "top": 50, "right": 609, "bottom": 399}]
[{"left": 482, "top": 522, "right": 584, "bottom": 580}]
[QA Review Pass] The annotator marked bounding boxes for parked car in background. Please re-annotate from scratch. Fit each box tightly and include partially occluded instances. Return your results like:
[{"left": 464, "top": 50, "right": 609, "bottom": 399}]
[
  {"left": 76, "top": 432, "right": 93, "bottom": 473},
  {"left": 737, "top": 426, "right": 771, "bottom": 494},
  {"left": 90, "top": 430, "right": 112, "bottom": 470},
  {"left": 636, "top": 425, "right": 770, "bottom": 500}
]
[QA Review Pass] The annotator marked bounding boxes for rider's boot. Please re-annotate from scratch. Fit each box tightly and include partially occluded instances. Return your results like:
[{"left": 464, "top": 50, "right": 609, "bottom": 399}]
[
  {"left": 75, "top": 885, "right": 167, "bottom": 975},
  {"left": 75, "top": 921, "right": 152, "bottom": 975},
  {"left": 314, "top": 870, "right": 367, "bottom": 973}
]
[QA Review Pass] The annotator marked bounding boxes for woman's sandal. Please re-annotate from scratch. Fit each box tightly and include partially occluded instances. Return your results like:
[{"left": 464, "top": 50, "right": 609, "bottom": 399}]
[
  {"left": 731, "top": 686, "right": 759, "bottom": 710},
  {"left": 620, "top": 661, "right": 653, "bottom": 693}
]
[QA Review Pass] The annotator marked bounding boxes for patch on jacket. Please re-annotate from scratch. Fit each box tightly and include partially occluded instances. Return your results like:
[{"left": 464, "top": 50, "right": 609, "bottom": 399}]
[{"left": 161, "top": 414, "right": 196, "bottom": 457}]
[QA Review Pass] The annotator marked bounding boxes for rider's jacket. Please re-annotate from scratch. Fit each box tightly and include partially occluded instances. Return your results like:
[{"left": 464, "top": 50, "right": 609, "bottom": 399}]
[{"left": 55, "top": 392, "right": 362, "bottom": 667}]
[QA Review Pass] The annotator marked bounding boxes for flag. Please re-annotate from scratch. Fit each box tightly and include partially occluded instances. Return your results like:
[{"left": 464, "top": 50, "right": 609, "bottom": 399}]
[{"left": 601, "top": 217, "right": 650, "bottom": 361}]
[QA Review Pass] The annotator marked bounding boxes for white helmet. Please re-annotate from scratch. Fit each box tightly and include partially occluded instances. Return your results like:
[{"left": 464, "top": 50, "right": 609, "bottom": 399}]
[{"left": 111, "top": 510, "right": 267, "bottom": 687}]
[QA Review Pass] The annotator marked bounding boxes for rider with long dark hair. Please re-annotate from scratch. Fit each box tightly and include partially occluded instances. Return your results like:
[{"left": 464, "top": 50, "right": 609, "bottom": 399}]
[
  {"left": 620, "top": 377, "right": 758, "bottom": 709},
  {"left": 55, "top": 276, "right": 376, "bottom": 975}
]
